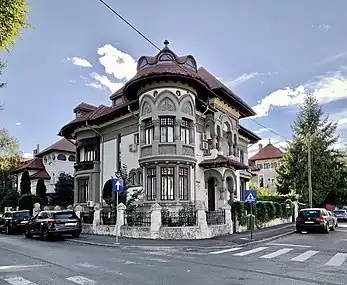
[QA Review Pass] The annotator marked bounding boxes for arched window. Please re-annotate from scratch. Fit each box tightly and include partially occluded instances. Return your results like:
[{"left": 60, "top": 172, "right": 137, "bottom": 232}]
[
  {"left": 57, "top": 154, "right": 67, "bottom": 161},
  {"left": 68, "top": 155, "right": 76, "bottom": 162},
  {"left": 138, "top": 171, "right": 143, "bottom": 185},
  {"left": 259, "top": 175, "right": 264, "bottom": 188}
]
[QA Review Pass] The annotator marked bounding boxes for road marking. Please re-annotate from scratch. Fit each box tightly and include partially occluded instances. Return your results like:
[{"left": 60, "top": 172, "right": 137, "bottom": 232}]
[
  {"left": 136, "top": 256, "right": 168, "bottom": 263},
  {"left": 338, "top": 223, "right": 347, "bottom": 228},
  {"left": 0, "top": 265, "right": 45, "bottom": 272},
  {"left": 234, "top": 247, "right": 268, "bottom": 256},
  {"left": 266, "top": 243, "right": 312, "bottom": 248},
  {"left": 291, "top": 250, "right": 320, "bottom": 262},
  {"left": 260, "top": 248, "right": 293, "bottom": 259},
  {"left": 2, "top": 275, "right": 38, "bottom": 285},
  {"left": 209, "top": 247, "right": 242, "bottom": 255},
  {"left": 66, "top": 276, "right": 96, "bottom": 285},
  {"left": 325, "top": 253, "right": 347, "bottom": 267}
]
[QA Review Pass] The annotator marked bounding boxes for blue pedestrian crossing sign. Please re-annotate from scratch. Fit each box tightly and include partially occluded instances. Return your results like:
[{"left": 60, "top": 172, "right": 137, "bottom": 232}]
[
  {"left": 112, "top": 178, "right": 124, "bottom": 193},
  {"left": 244, "top": 189, "right": 257, "bottom": 204}
]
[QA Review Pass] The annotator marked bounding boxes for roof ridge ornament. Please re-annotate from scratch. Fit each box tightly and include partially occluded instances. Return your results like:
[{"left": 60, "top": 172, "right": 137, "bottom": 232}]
[{"left": 164, "top": 39, "right": 169, "bottom": 47}]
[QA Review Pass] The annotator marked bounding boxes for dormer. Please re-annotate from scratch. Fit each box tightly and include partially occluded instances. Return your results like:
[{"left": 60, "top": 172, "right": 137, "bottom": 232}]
[{"left": 73, "top": 103, "right": 97, "bottom": 118}]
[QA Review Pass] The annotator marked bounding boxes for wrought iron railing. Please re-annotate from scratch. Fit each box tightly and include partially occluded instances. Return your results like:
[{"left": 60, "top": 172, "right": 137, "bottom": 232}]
[
  {"left": 125, "top": 210, "right": 151, "bottom": 226},
  {"left": 81, "top": 211, "right": 94, "bottom": 224},
  {"left": 101, "top": 210, "right": 116, "bottom": 225},
  {"left": 206, "top": 210, "right": 226, "bottom": 225},
  {"left": 161, "top": 209, "right": 197, "bottom": 227}
]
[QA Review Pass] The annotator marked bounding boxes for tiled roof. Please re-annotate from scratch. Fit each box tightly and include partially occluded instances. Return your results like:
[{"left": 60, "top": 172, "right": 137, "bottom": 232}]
[
  {"left": 73, "top": 102, "right": 98, "bottom": 113},
  {"left": 36, "top": 138, "right": 76, "bottom": 157},
  {"left": 249, "top": 143, "right": 284, "bottom": 161},
  {"left": 13, "top": 157, "right": 44, "bottom": 173},
  {"left": 199, "top": 155, "right": 249, "bottom": 170},
  {"left": 30, "top": 169, "right": 51, "bottom": 180}
]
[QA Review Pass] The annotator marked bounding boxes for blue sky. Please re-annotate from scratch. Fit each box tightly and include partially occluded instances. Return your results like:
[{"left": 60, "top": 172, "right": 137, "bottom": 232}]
[{"left": 1, "top": 0, "right": 347, "bottom": 157}]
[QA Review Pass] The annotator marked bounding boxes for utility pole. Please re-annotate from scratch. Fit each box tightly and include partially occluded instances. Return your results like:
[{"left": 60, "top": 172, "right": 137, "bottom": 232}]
[{"left": 307, "top": 134, "right": 313, "bottom": 208}]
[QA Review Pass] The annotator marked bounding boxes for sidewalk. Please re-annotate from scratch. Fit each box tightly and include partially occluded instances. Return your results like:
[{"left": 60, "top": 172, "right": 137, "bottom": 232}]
[{"left": 67, "top": 223, "right": 295, "bottom": 249}]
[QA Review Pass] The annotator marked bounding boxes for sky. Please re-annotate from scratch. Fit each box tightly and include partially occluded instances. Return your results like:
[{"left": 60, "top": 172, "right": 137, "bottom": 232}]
[{"left": 0, "top": 0, "right": 347, "bottom": 158}]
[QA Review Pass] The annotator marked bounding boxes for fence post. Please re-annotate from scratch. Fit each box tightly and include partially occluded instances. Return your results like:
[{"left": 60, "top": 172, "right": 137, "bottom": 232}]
[
  {"left": 196, "top": 201, "right": 208, "bottom": 238},
  {"left": 115, "top": 203, "right": 126, "bottom": 235},
  {"left": 224, "top": 203, "right": 233, "bottom": 234},
  {"left": 74, "top": 205, "right": 83, "bottom": 219},
  {"left": 150, "top": 203, "right": 162, "bottom": 239},
  {"left": 92, "top": 203, "right": 101, "bottom": 233}
]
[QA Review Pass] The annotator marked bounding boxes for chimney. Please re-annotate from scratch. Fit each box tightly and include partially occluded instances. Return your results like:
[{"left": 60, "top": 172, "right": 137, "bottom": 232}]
[
  {"left": 32, "top": 144, "right": 40, "bottom": 157},
  {"left": 259, "top": 143, "right": 263, "bottom": 150}
]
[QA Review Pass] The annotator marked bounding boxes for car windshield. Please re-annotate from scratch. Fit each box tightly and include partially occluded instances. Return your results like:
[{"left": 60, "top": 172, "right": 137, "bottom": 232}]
[
  {"left": 332, "top": 210, "right": 346, "bottom": 215},
  {"left": 54, "top": 212, "right": 77, "bottom": 220},
  {"left": 299, "top": 210, "right": 321, "bottom": 218},
  {"left": 13, "top": 212, "right": 31, "bottom": 219}
]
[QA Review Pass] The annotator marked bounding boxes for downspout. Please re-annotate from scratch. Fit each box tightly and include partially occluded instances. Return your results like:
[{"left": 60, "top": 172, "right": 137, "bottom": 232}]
[{"left": 86, "top": 122, "right": 104, "bottom": 207}]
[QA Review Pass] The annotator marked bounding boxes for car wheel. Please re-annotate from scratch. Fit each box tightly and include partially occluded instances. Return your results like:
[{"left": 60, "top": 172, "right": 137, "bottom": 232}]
[
  {"left": 72, "top": 232, "right": 80, "bottom": 238},
  {"left": 24, "top": 229, "right": 32, "bottom": 238},
  {"left": 42, "top": 229, "right": 50, "bottom": 241},
  {"left": 336, "top": 222, "right": 339, "bottom": 227},
  {"left": 325, "top": 224, "right": 330, "bottom": 233},
  {"left": 330, "top": 223, "right": 336, "bottom": 231}
]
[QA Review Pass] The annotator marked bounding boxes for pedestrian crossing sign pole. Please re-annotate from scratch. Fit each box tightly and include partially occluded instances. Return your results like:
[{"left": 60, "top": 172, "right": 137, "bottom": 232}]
[
  {"left": 112, "top": 176, "right": 125, "bottom": 245},
  {"left": 244, "top": 189, "right": 257, "bottom": 240}
]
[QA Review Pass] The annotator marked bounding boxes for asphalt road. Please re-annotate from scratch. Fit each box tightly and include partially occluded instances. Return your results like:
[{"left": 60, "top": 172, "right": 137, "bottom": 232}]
[{"left": 0, "top": 225, "right": 346, "bottom": 285}]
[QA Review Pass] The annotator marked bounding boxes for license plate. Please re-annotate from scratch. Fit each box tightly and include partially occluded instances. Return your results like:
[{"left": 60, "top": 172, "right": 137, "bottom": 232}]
[
  {"left": 20, "top": 221, "right": 28, "bottom": 224},
  {"left": 305, "top": 221, "right": 314, "bottom": 224},
  {"left": 65, "top": 223, "right": 77, "bottom": 226}
]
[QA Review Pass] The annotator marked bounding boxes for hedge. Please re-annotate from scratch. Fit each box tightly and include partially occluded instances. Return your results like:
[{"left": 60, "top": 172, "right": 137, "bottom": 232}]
[
  {"left": 230, "top": 200, "right": 294, "bottom": 227},
  {"left": 257, "top": 194, "right": 297, "bottom": 204}
]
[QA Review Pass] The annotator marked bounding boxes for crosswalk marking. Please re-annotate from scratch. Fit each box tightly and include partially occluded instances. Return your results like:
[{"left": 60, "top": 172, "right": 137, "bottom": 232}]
[
  {"left": 209, "top": 247, "right": 242, "bottom": 255},
  {"left": 66, "top": 276, "right": 96, "bottom": 285},
  {"left": 291, "top": 250, "right": 319, "bottom": 262},
  {"left": 325, "top": 253, "right": 347, "bottom": 267},
  {"left": 2, "top": 275, "right": 38, "bottom": 285},
  {"left": 234, "top": 246, "right": 268, "bottom": 256},
  {"left": 260, "top": 248, "right": 293, "bottom": 259}
]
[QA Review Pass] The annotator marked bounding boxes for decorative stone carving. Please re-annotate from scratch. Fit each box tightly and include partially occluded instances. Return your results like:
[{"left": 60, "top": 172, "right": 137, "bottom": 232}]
[
  {"left": 74, "top": 205, "right": 83, "bottom": 212},
  {"left": 159, "top": 145, "right": 176, "bottom": 155},
  {"left": 158, "top": 98, "right": 176, "bottom": 111},
  {"left": 54, "top": 205, "right": 61, "bottom": 211},
  {"left": 181, "top": 101, "right": 193, "bottom": 115},
  {"left": 196, "top": 124, "right": 204, "bottom": 132},
  {"left": 67, "top": 205, "right": 73, "bottom": 210},
  {"left": 141, "top": 101, "right": 152, "bottom": 115},
  {"left": 94, "top": 203, "right": 101, "bottom": 211},
  {"left": 141, "top": 146, "right": 152, "bottom": 157},
  {"left": 182, "top": 146, "right": 194, "bottom": 156},
  {"left": 43, "top": 206, "right": 50, "bottom": 211}
]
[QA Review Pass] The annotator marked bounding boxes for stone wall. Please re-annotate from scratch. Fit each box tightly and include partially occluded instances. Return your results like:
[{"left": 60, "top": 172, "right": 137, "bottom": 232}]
[{"left": 235, "top": 217, "right": 292, "bottom": 233}]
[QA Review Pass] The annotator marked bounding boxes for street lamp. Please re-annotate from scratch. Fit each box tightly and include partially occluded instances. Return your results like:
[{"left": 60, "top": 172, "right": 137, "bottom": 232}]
[{"left": 307, "top": 130, "right": 320, "bottom": 208}]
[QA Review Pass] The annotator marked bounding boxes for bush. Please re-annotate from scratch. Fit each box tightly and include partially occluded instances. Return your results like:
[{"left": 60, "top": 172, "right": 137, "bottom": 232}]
[
  {"left": 258, "top": 194, "right": 297, "bottom": 204},
  {"left": 18, "top": 194, "right": 39, "bottom": 212},
  {"left": 273, "top": 202, "right": 282, "bottom": 218}
]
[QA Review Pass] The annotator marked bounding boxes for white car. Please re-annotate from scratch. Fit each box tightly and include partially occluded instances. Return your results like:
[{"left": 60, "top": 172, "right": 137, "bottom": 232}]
[{"left": 328, "top": 211, "right": 338, "bottom": 228}]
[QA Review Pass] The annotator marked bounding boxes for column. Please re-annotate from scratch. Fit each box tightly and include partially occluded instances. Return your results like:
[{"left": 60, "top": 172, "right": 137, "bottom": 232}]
[{"left": 150, "top": 203, "right": 162, "bottom": 239}]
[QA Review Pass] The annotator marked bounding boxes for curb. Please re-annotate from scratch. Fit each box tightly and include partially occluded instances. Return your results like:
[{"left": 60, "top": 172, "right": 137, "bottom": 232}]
[{"left": 66, "top": 230, "right": 295, "bottom": 250}]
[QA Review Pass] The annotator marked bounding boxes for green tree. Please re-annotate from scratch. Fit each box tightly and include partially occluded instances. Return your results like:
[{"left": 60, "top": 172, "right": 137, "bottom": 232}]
[
  {"left": 36, "top": 178, "right": 47, "bottom": 205},
  {"left": 0, "top": 189, "right": 19, "bottom": 211},
  {"left": 0, "top": 59, "right": 6, "bottom": 91},
  {"left": 276, "top": 93, "right": 345, "bottom": 206},
  {"left": 20, "top": 170, "right": 31, "bottom": 195},
  {"left": 18, "top": 193, "right": 38, "bottom": 211},
  {"left": 51, "top": 173, "right": 74, "bottom": 207},
  {"left": 0, "top": 0, "right": 31, "bottom": 52}
]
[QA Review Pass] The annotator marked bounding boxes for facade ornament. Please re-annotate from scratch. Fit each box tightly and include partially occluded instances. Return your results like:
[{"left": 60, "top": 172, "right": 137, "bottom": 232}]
[{"left": 158, "top": 98, "right": 176, "bottom": 111}]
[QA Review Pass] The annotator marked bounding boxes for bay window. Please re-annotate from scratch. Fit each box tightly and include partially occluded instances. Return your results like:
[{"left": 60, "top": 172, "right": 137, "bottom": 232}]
[
  {"left": 146, "top": 168, "right": 156, "bottom": 201},
  {"left": 179, "top": 167, "right": 189, "bottom": 200},
  {"left": 160, "top": 117, "right": 175, "bottom": 143},
  {"left": 77, "top": 178, "right": 89, "bottom": 203},
  {"left": 144, "top": 119, "right": 154, "bottom": 145},
  {"left": 180, "top": 119, "right": 191, "bottom": 144},
  {"left": 161, "top": 167, "right": 174, "bottom": 200}
]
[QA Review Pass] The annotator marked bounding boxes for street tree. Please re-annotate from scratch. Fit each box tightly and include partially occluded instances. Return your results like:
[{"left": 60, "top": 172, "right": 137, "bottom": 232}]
[
  {"left": 51, "top": 173, "right": 74, "bottom": 207},
  {"left": 36, "top": 178, "right": 47, "bottom": 205},
  {"left": 276, "top": 93, "right": 345, "bottom": 206},
  {"left": 20, "top": 170, "right": 31, "bottom": 195}
]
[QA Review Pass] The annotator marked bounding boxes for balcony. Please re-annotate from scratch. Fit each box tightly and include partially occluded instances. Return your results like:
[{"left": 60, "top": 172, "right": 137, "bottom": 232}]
[{"left": 74, "top": 161, "right": 94, "bottom": 172}]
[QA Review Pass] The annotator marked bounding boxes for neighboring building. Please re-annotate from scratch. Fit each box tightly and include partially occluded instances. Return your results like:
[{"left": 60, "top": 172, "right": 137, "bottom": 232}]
[
  {"left": 249, "top": 141, "right": 284, "bottom": 193},
  {"left": 59, "top": 41, "right": 260, "bottom": 210},
  {"left": 13, "top": 138, "right": 76, "bottom": 194}
]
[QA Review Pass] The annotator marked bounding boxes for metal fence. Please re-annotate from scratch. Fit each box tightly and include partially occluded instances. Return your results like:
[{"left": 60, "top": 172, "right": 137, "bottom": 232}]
[
  {"left": 125, "top": 210, "right": 151, "bottom": 226},
  {"left": 161, "top": 209, "right": 197, "bottom": 227},
  {"left": 80, "top": 211, "right": 94, "bottom": 224},
  {"left": 101, "top": 211, "right": 116, "bottom": 225},
  {"left": 206, "top": 210, "right": 226, "bottom": 225}
]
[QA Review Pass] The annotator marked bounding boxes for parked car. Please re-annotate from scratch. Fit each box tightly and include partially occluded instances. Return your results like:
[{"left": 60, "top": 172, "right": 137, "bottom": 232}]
[
  {"left": 0, "top": 210, "right": 31, "bottom": 234},
  {"left": 328, "top": 211, "right": 338, "bottom": 228},
  {"left": 332, "top": 209, "right": 347, "bottom": 222},
  {"left": 24, "top": 210, "right": 82, "bottom": 241},
  {"left": 296, "top": 208, "right": 335, "bottom": 233}
]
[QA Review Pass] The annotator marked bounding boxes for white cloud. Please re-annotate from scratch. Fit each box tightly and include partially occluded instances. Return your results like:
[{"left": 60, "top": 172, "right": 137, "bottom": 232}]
[
  {"left": 15, "top": 122, "right": 21, "bottom": 126},
  {"left": 22, "top": 152, "right": 33, "bottom": 159},
  {"left": 248, "top": 137, "right": 288, "bottom": 158},
  {"left": 317, "top": 51, "right": 347, "bottom": 66},
  {"left": 89, "top": 72, "right": 124, "bottom": 93},
  {"left": 330, "top": 109, "right": 347, "bottom": 131},
  {"left": 253, "top": 127, "right": 274, "bottom": 136},
  {"left": 227, "top": 72, "right": 263, "bottom": 86},
  {"left": 335, "top": 137, "right": 347, "bottom": 151},
  {"left": 97, "top": 44, "right": 137, "bottom": 81},
  {"left": 86, "top": 82, "right": 105, "bottom": 90},
  {"left": 67, "top": 57, "right": 92, "bottom": 68},
  {"left": 252, "top": 67, "right": 347, "bottom": 118}
]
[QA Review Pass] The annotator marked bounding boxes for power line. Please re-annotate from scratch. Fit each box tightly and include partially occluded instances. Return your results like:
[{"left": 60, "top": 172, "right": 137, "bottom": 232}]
[{"left": 97, "top": 0, "right": 290, "bottom": 143}]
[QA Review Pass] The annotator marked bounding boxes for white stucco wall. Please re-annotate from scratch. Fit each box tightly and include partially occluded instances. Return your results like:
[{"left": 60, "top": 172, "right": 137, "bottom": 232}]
[
  {"left": 120, "top": 133, "right": 140, "bottom": 171},
  {"left": 195, "top": 130, "right": 207, "bottom": 207},
  {"left": 102, "top": 138, "right": 118, "bottom": 187}
]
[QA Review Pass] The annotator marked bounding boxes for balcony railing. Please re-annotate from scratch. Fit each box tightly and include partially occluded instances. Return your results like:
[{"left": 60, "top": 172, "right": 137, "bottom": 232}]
[{"left": 74, "top": 161, "right": 94, "bottom": 171}]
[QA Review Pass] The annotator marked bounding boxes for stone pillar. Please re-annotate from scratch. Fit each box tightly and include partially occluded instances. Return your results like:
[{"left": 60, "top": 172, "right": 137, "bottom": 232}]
[
  {"left": 32, "top": 203, "right": 41, "bottom": 217},
  {"left": 92, "top": 203, "right": 101, "bottom": 233},
  {"left": 54, "top": 205, "right": 61, "bottom": 211},
  {"left": 224, "top": 203, "right": 233, "bottom": 234},
  {"left": 115, "top": 203, "right": 126, "bottom": 235},
  {"left": 196, "top": 201, "right": 208, "bottom": 238},
  {"left": 212, "top": 135, "right": 217, "bottom": 150},
  {"left": 150, "top": 203, "right": 162, "bottom": 239},
  {"left": 74, "top": 205, "right": 83, "bottom": 219}
]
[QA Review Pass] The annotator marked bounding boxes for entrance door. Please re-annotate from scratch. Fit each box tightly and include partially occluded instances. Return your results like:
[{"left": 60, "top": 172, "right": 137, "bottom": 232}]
[{"left": 207, "top": 178, "right": 216, "bottom": 211}]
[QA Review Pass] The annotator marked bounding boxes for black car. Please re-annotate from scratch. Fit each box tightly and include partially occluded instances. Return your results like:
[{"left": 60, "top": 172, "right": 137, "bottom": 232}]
[
  {"left": 0, "top": 210, "right": 31, "bottom": 234},
  {"left": 24, "top": 210, "right": 82, "bottom": 241},
  {"left": 332, "top": 209, "right": 347, "bottom": 222},
  {"left": 296, "top": 208, "right": 336, "bottom": 233}
]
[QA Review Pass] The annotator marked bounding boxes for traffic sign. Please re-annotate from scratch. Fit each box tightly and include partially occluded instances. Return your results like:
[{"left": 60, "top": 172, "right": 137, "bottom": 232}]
[
  {"left": 244, "top": 189, "right": 257, "bottom": 204},
  {"left": 112, "top": 178, "right": 124, "bottom": 193}
]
